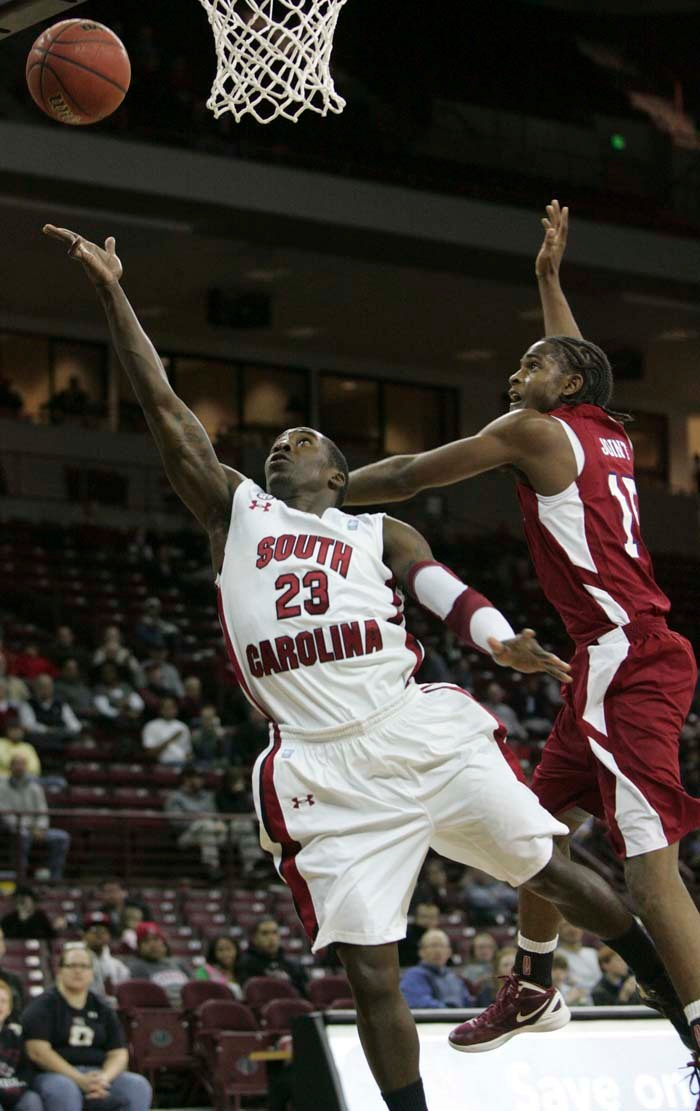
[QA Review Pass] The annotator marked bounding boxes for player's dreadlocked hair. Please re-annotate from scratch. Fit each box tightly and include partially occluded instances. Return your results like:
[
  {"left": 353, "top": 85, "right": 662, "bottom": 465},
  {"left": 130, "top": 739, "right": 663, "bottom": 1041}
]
[
  {"left": 547, "top": 336, "right": 631, "bottom": 423},
  {"left": 325, "top": 437, "right": 349, "bottom": 506}
]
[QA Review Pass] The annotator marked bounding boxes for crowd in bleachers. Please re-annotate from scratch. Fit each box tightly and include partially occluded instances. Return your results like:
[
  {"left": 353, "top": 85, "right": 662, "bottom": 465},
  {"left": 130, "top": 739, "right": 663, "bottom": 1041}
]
[{"left": 0, "top": 515, "right": 698, "bottom": 1102}]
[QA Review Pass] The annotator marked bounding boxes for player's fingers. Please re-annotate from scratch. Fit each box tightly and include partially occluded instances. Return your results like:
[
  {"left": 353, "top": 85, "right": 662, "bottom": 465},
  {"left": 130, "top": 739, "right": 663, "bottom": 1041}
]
[
  {"left": 105, "top": 236, "right": 117, "bottom": 254},
  {"left": 68, "top": 236, "right": 84, "bottom": 259},
  {"left": 42, "top": 224, "right": 75, "bottom": 242}
]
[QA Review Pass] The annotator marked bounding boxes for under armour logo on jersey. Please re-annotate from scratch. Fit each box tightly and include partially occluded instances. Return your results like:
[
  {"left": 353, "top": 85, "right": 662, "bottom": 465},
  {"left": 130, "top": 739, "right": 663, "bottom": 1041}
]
[
  {"left": 249, "top": 500, "right": 272, "bottom": 512},
  {"left": 291, "top": 794, "right": 315, "bottom": 808},
  {"left": 347, "top": 519, "right": 359, "bottom": 530}
]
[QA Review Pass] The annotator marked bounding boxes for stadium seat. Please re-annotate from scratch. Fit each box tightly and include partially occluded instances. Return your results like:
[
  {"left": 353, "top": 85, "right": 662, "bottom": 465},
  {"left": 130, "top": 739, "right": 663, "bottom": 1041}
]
[
  {"left": 244, "top": 976, "right": 299, "bottom": 1011},
  {"left": 116, "top": 980, "right": 193, "bottom": 1091},
  {"left": 309, "top": 975, "right": 351, "bottom": 1009},
  {"left": 328, "top": 997, "right": 355, "bottom": 1010},
  {"left": 181, "top": 978, "right": 232, "bottom": 1015},
  {"left": 260, "top": 997, "right": 314, "bottom": 1033},
  {"left": 194, "top": 1026, "right": 272, "bottom": 1111}
]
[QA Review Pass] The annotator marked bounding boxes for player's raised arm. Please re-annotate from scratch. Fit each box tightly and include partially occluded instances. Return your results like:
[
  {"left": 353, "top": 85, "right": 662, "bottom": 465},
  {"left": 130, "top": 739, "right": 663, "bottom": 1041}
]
[
  {"left": 382, "top": 517, "right": 571, "bottom": 682},
  {"left": 536, "top": 199, "right": 583, "bottom": 340},
  {"left": 43, "top": 225, "right": 244, "bottom": 563},
  {"left": 346, "top": 407, "right": 562, "bottom": 505}
]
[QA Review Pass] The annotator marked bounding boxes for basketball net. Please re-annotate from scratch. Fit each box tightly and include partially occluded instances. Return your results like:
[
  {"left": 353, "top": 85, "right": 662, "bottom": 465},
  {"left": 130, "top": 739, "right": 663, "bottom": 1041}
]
[{"left": 197, "top": 0, "right": 348, "bottom": 124}]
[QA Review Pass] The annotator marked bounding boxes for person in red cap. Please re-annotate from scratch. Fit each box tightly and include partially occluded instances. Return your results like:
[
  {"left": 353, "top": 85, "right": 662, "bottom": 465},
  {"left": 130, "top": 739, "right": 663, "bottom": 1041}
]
[
  {"left": 82, "top": 914, "right": 130, "bottom": 1003},
  {"left": 124, "top": 924, "right": 189, "bottom": 1006}
]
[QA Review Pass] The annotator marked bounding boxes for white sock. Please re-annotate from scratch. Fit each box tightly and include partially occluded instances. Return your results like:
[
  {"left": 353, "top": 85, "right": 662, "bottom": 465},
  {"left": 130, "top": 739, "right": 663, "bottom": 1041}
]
[
  {"left": 518, "top": 933, "right": 559, "bottom": 954},
  {"left": 684, "top": 1000, "right": 700, "bottom": 1024}
]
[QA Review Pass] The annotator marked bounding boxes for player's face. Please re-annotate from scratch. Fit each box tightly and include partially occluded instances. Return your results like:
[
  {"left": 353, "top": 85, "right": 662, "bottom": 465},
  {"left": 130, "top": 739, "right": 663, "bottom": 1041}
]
[
  {"left": 508, "top": 342, "right": 574, "bottom": 413},
  {"left": 264, "top": 428, "right": 336, "bottom": 501}
]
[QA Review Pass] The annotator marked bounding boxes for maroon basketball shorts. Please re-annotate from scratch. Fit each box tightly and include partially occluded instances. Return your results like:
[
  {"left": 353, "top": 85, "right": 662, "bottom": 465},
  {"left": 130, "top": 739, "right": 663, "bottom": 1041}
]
[{"left": 532, "top": 617, "right": 699, "bottom": 858}]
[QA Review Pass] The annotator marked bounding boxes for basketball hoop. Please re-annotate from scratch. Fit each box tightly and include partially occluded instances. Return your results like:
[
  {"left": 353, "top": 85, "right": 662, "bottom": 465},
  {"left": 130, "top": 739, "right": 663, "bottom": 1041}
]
[{"left": 197, "top": 0, "right": 348, "bottom": 124}]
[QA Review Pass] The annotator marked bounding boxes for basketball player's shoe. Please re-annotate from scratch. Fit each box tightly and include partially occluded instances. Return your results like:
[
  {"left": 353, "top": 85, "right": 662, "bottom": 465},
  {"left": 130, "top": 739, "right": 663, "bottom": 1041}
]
[
  {"left": 448, "top": 974, "right": 570, "bottom": 1052},
  {"left": 637, "top": 977, "right": 693, "bottom": 1051}
]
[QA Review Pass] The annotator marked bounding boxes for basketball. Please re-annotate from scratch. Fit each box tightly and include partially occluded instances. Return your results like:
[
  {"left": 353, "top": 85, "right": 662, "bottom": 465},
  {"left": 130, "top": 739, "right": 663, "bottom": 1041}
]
[{"left": 25, "top": 19, "right": 131, "bottom": 126}]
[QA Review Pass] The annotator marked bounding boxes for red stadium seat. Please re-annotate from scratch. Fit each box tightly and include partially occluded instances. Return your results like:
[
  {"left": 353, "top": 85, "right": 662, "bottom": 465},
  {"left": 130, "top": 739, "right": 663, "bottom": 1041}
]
[
  {"left": 309, "top": 975, "right": 351, "bottom": 1009},
  {"left": 328, "top": 997, "right": 355, "bottom": 1010},
  {"left": 244, "top": 976, "right": 299, "bottom": 1011},
  {"left": 116, "top": 980, "right": 193, "bottom": 1092},
  {"left": 194, "top": 1026, "right": 273, "bottom": 1110},
  {"left": 181, "top": 979, "right": 232, "bottom": 1015},
  {"left": 260, "top": 997, "right": 314, "bottom": 1033}
]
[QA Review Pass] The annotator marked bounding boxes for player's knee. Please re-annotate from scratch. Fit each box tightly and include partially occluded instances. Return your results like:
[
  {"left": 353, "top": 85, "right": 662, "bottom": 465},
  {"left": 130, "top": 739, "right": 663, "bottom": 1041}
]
[
  {"left": 339, "top": 947, "right": 399, "bottom": 1009},
  {"left": 522, "top": 846, "right": 569, "bottom": 901}
]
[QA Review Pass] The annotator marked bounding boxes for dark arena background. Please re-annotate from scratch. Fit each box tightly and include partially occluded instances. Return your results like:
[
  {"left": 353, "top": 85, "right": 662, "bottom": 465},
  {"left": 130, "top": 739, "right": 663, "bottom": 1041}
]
[{"left": 1, "top": 1, "right": 700, "bottom": 1109}]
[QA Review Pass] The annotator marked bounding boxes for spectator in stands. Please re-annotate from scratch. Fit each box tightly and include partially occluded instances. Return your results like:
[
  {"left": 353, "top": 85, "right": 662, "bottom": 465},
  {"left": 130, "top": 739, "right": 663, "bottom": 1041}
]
[
  {"left": 551, "top": 952, "right": 592, "bottom": 1007},
  {"left": 92, "top": 627, "right": 142, "bottom": 687},
  {"left": 0, "top": 928, "right": 26, "bottom": 1013},
  {"left": 237, "top": 919, "right": 308, "bottom": 998},
  {"left": 11, "top": 644, "right": 58, "bottom": 683},
  {"left": 0, "top": 759, "right": 70, "bottom": 882},
  {"left": 142, "top": 696, "right": 191, "bottom": 766},
  {"left": 53, "top": 659, "right": 94, "bottom": 720},
  {"left": 412, "top": 859, "right": 450, "bottom": 913},
  {"left": 556, "top": 921, "right": 601, "bottom": 993},
  {"left": 178, "top": 675, "right": 204, "bottom": 725},
  {"left": 119, "top": 905, "right": 145, "bottom": 952},
  {"left": 215, "top": 767, "right": 261, "bottom": 875},
  {"left": 397, "top": 903, "right": 440, "bottom": 968},
  {"left": 591, "top": 948, "right": 637, "bottom": 1007},
  {"left": 0, "top": 657, "right": 28, "bottom": 707},
  {"left": 81, "top": 914, "right": 130, "bottom": 1003},
  {"left": 164, "top": 765, "right": 226, "bottom": 880},
  {"left": 195, "top": 935, "right": 244, "bottom": 999},
  {"left": 482, "top": 681, "right": 528, "bottom": 742},
  {"left": 474, "top": 946, "right": 517, "bottom": 1005},
  {"left": 125, "top": 923, "right": 189, "bottom": 1006},
  {"left": 98, "top": 879, "right": 151, "bottom": 937},
  {"left": 133, "top": 597, "right": 178, "bottom": 653},
  {"left": 18, "top": 674, "right": 82, "bottom": 757},
  {"left": 93, "top": 663, "right": 144, "bottom": 727},
  {"left": 1, "top": 887, "right": 57, "bottom": 941},
  {"left": 0, "top": 377, "right": 23, "bottom": 417},
  {"left": 137, "top": 662, "right": 172, "bottom": 720},
  {"left": 0, "top": 724, "right": 41, "bottom": 780},
  {"left": 460, "top": 932, "right": 498, "bottom": 988},
  {"left": 142, "top": 647, "right": 183, "bottom": 700},
  {"left": 193, "top": 707, "right": 233, "bottom": 768},
  {"left": 400, "top": 930, "right": 472, "bottom": 1009},
  {"left": 511, "top": 673, "right": 556, "bottom": 736},
  {"left": 0, "top": 977, "right": 38, "bottom": 1111},
  {"left": 23, "top": 941, "right": 152, "bottom": 1111},
  {"left": 47, "top": 376, "right": 90, "bottom": 423},
  {"left": 459, "top": 867, "right": 518, "bottom": 926},
  {"left": 47, "top": 626, "right": 90, "bottom": 673},
  {"left": 0, "top": 678, "right": 21, "bottom": 737}
]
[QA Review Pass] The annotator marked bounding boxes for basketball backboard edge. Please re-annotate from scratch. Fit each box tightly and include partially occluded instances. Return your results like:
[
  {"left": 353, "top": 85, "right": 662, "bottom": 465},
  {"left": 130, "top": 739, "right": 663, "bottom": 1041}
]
[{"left": 0, "top": 0, "right": 88, "bottom": 38}]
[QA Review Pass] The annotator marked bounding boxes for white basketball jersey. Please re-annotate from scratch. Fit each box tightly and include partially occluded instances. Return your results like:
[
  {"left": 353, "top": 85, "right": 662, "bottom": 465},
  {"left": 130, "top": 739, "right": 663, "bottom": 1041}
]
[{"left": 216, "top": 479, "right": 424, "bottom": 727}]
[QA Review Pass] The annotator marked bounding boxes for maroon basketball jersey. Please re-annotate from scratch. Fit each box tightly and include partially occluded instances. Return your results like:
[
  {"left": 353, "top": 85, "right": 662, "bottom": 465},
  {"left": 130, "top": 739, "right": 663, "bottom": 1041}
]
[{"left": 516, "top": 403, "right": 670, "bottom": 645}]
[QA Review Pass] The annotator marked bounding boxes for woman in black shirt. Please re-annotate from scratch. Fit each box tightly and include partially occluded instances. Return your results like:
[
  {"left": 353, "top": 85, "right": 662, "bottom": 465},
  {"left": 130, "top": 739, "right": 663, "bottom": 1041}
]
[
  {"left": 22, "top": 944, "right": 151, "bottom": 1111},
  {"left": 0, "top": 978, "right": 39, "bottom": 1111}
]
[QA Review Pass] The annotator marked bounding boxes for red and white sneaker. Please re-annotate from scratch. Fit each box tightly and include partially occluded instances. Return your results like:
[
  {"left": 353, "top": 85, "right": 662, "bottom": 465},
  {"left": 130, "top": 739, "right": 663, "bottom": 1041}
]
[{"left": 449, "top": 974, "right": 571, "bottom": 1053}]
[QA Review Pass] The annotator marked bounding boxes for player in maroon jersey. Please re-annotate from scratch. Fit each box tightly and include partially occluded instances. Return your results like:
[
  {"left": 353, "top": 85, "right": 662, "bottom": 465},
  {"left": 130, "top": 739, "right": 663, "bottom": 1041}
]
[{"left": 347, "top": 201, "right": 700, "bottom": 1060}]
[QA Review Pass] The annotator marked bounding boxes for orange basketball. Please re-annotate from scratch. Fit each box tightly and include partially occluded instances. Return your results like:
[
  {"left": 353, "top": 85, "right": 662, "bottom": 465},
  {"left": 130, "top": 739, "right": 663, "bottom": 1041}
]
[{"left": 26, "top": 18, "right": 131, "bottom": 126}]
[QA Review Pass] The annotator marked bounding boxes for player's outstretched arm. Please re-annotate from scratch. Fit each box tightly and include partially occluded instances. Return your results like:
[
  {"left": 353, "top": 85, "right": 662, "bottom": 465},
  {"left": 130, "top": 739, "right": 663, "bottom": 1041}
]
[
  {"left": 382, "top": 517, "right": 571, "bottom": 682},
  {"left": 536, "top": 199, "right": 583, "bottom": 340},
  {"left": 346, "top": 407, "right": 561, "bottom": 506},
  {"left": 43, "top": 225, "right": 244, "bottom": 558}
]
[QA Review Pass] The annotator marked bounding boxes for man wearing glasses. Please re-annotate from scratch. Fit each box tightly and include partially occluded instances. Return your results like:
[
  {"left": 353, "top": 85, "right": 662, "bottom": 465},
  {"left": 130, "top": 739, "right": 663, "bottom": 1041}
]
[{"left": 21, "top": 944, "right": 151, "bottom": 1111}]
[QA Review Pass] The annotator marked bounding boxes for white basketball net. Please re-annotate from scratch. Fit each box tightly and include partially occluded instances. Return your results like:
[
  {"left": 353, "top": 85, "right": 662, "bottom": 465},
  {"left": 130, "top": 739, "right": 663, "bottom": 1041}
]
[{"left": 197, "top": 0, "right": 348, "bottom": 124}]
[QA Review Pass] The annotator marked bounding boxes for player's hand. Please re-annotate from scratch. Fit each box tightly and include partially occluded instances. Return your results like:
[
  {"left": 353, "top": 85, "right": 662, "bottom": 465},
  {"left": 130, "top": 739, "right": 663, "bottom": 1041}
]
[
  {"left": 42, "top": 224, "right": 123, "bottom": 287},
  {"left": 535, "top": 199, "right": 569, "bottom": 280},
  {"left": 488, "top": 628, "right": 572, "bottom": 682}
]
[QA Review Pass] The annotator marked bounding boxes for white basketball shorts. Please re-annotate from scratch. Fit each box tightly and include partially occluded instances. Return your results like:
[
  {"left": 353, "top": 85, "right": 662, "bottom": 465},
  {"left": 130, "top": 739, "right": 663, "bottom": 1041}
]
[{"left": 252, "top": 682, "right": 567, "bottom": 951}]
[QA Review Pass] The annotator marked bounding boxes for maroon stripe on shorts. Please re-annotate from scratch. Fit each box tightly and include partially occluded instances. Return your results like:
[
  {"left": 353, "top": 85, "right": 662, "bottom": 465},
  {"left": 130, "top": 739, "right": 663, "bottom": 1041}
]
[{"left": 260, "top": 724, "right": 318, "bottom": 944}]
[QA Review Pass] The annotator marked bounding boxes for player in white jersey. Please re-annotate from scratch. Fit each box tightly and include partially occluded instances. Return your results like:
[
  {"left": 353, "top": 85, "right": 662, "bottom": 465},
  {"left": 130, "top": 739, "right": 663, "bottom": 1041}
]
[{"left": 46, "top": 223, "right": 683, "bottom": 1111}]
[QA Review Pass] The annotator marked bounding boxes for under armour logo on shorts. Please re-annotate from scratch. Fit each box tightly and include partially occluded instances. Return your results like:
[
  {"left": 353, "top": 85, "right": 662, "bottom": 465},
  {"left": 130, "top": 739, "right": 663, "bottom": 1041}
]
[
  {"left": 291, "top": 794, "right": 315, "bottom": 808},
  {"left": 249, "top": 500, "right": 271, "bottom": 511}
]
